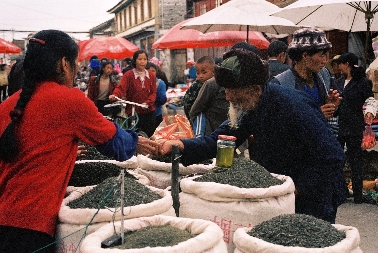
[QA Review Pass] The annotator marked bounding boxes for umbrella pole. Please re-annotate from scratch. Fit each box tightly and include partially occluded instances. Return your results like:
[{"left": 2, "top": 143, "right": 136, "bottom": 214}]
[
  {"left": 246, "top": 25, "right": 249, "bottom": 42},
  {"left": 365, "top": 3, "right": 373, "bottom": 67},
  {"left": 364, "top": 18, "right": 370, "bottom": 68}
]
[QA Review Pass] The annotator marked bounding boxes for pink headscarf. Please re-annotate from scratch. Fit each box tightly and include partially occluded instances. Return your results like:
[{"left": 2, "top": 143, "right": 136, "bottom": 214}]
[{"left": 150, "top": 57, "right": 162, "bottom": 67}]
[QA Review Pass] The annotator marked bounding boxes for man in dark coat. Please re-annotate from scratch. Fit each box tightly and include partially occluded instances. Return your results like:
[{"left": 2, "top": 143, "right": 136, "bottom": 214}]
[
  {"left": 159, "top": 49, "right": 346, "bottom": 223},
  {"left": 267, "top": 40, "right": 290, "bottom": 80}
]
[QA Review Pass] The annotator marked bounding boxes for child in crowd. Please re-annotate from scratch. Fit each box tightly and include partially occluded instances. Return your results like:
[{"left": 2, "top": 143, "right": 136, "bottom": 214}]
[
  {"left": 182, "top": 56, "right": 215, "bottom": 136},
  {"left": 185, "top": 60, "right": 197, "bottom": 84},
  {"left": 146, "top": 62, "right": 167, "bottom": 128}
]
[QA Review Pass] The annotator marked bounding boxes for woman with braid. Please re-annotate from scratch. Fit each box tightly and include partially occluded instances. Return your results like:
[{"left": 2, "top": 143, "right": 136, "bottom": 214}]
[{"left": 0, "top": 30, "right": 159, "bottom": 253}]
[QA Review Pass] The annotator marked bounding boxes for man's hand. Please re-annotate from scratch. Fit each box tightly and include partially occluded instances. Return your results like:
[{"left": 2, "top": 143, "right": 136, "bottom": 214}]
[
  {"left": 326, "top": 89, "right": 342, "bottom": 107},
  {"left": 136, "top": 136, "right": 161, "bottom": 156},
  {"left": 320, "top": 103, "right": 337, "bottom": 119},
  {"left": 158, "top": 139, "right": 185, "bottom": 156},
  {"left": 365, "top": 112, "right": 374, "bottom": 125}
]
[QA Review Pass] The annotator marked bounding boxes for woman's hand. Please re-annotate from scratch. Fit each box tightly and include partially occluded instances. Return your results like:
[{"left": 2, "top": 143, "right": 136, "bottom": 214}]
[
  {"left": 136, "top": 136, "right": 161, "bottom": 156},
  {"left": 76, "top": 145, "right": 87, "bottom": 159},
  {"left": 109, "top": 95, "right": 117, "bottom": 102}
]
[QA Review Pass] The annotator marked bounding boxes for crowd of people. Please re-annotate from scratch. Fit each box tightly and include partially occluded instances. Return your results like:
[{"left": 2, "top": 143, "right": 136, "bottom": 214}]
[{"left": 0, "top": 27, "right": 378, "bottom": 252}]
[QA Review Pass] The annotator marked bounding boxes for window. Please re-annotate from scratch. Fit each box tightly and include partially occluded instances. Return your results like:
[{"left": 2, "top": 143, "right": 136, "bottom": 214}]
[
  {"left": 200, "top": 4, "right": 206, "bottom": 15},
  {"left": 148, "top": 0, "right": 152, "bottom": 18},
  {"left": 141, "top": 0, "right": 145, "bottom": 21},
  {"left": 117, "top": 14, "right": 121, "bottom": 31},
  {"left": 215, "top": 0, "right": 222, "bottom": 7},
  {"left": 128, "top": 6, "right": 132, "bottom": 27},
  {"left": 141, "top": 38, "right": 147, "bottom": 50},
  {"left": 134, "top": 2, "right": 138, "bottom": 25},
  {"left": 123, "top": 9, "right": 127, "bottom": 30}
]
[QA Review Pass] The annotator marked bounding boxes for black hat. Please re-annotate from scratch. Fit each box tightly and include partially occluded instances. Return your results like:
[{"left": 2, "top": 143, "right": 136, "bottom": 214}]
[
  {"left": 123, "top": 57, "right": 132, "bottom": 64},
  {"left": 214, "top": 49, "right": 269, "bottom": 88},
  {"left": 231, "top": 42, "right": 260, "bottom": 55}
]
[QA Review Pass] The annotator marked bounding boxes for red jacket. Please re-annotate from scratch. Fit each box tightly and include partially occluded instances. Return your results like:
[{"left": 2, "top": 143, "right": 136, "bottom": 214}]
[
  {"left": 0, "top": 82, "right": 117, "bottom": 235},
  {"left": 87, "top": 74, "right": 118, "bottom": 105},
  {"left": 112, "top": 69, "right": 156, "bottom": 115}
]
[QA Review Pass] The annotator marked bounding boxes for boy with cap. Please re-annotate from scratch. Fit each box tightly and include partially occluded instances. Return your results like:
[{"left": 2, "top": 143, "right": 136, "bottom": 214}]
[
  {"left": 159, "top": 49, "right": 346, "bottom": 224},
  {"left": 182, "top": 56, "right": 215, "bottom": 135}
]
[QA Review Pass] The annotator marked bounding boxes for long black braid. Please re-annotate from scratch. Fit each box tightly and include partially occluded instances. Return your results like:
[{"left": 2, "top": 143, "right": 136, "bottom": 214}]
[{"left": 0, "top": 30, "right": 78, "bottom": 162}]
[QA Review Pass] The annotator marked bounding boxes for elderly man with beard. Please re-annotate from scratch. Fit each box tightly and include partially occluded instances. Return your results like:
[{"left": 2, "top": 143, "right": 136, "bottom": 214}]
[{"left": 159, "top": 49, "right": 346, "bottom": 224}]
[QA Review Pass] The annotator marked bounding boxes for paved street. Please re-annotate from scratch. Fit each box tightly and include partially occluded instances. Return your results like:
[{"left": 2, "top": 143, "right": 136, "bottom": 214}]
[
  {"left": 335, "top": 144, "right": 378, "bottom": 253},
  {"left": 336, "top": 199, "right": 378, "bottom": 253}
]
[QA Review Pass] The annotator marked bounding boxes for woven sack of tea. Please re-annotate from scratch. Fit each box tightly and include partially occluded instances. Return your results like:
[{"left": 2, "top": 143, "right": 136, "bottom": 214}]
[
  {"left": 135, "top": 155, "right": 214, "bottom": 189},
  {"left": 77, "top": 155, "right": 138, "bottom": 169},
  {"left": 233, "top": 221, "right": 362, "bottom": 253},
  {"left": 137, "top": 154, "right": 215, "bottom": 175},
  {"left": 80, "top": 215, "right": 228, "bottom": 253},
  {"left": 56, "top": 178, "right": 175, "bottom": 253},
  {"left": 68, "top": 161, "right": 150, "bottom": 189},
  {"left": 134, "top": 168, "right": 173, "bottom": 190},
  {"left": 179, "top": 161, "right": 295, "bottom": 253}
]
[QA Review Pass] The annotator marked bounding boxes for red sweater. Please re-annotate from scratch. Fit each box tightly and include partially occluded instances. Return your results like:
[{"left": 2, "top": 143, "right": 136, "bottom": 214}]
[
  {"left": 112, "top": 69, "right": 156, "bottom": 115},
  {"left": 0, "top": 82, "right": 117, "bottom": 235}
]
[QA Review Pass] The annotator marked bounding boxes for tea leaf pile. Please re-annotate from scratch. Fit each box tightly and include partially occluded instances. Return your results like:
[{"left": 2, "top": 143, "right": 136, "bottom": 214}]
[
  {"left": 113, "top": 225, "right": 195, "bottom": 249},
  {"left": 77, "top": 142, "right": 111, "bottom": 160},
  {"left": 67, "top": 177, "right": 161, "bottom": 209},
  {"left": 248, "top": 214, "right": 346, "bottom": 248},
  {"left": 194, "top": 158, "right": 282, "bottom": 188},
  {"left": 68, "top": 162, "right": 136, "bottom": 187}
]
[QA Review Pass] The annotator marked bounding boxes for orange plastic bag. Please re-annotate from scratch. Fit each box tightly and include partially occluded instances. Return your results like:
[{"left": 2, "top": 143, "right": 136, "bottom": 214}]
[
  {"left": 362, "top": 125, "right": 376, "bottom": 150},
  {"left": 152, "top": 115, "right": 194, "bottom": 140}
]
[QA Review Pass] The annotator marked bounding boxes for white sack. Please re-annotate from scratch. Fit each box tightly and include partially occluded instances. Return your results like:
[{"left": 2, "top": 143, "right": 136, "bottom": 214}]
[
  {"left": 59, "top": 185, "right": 174, "bottom": 224},
  {"left": 135, "top": 168, "right": 175, "bottom": 189},
  {"left": 179, "top": 174, "right": 295, "bottom": 253},
  {"left": 233, "top": 224, "right": 362, "bottom": 253},
  {"left": 180, "top": 173, "right": 295, "bottom": 202},
  {"left": 80, "top": 215, "right": 228, "bottom": 253},
  {"left": 137, "top": 154, "right": 215, "bottom": 175},
  {"left": 75, "top": 156, "right": 138, "bottom": 169}
]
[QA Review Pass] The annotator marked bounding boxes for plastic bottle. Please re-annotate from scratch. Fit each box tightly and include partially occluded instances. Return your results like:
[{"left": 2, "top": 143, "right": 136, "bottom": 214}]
[{"left": 216, "top": 135, "right": 237, "bottom": 168}]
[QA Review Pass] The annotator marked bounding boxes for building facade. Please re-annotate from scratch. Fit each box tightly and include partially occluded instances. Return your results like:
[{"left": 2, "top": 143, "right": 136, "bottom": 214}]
[
  {"left": 108, "top": 0, "right": 187, "bottom": 83},
  {"left": 105, "top": 0, "right": 350, "bottom": 83}
]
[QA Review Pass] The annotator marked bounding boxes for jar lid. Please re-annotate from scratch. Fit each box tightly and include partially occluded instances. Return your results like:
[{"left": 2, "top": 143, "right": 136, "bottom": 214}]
[{"left": 218, "top": 135, "right": 237, "bottom": 141}]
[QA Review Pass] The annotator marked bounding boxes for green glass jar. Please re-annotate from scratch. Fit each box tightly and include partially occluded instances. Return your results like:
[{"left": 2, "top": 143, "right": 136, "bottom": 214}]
[{"left": 216, "top": 135, "right": 237, "bottom": 168}]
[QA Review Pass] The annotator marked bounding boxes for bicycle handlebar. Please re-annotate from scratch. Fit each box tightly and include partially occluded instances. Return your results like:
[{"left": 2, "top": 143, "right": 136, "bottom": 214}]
[{"left": 114, "top": 96, "right": 149, "bottom": 109}]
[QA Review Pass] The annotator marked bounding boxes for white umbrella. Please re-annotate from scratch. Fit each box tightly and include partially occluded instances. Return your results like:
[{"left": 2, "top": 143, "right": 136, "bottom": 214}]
[
  {"left": 271, "top": 0, "right": 378, "bottom": 64},
  {"left": 181, "top": 0, "right": 300, "bottom": 40}
]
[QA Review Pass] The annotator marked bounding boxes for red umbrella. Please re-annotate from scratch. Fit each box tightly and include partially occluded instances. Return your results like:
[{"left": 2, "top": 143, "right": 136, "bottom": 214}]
[
  {"left": 152, "top": 18, "right": 270, "bottom": 50},
  {"left": 78, "top": 37, "right": 139, "bottom": 61},
  {"left": 0, "top": 38, "right": 22, "bottom": 54}
]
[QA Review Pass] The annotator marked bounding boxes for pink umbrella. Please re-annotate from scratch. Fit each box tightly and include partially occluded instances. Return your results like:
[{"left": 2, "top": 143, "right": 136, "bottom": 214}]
[
  {"left": 152, "top": 19, "right": 270, "bottom": 50},
  {"left": 78, "top": 37, "right": 139, "bottom": 61},
  {"left": 0, "top": 38, "right": 22, "bottom": 54}
]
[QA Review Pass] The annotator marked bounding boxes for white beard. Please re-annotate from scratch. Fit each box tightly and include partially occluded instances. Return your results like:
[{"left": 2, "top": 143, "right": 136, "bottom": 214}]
[{"left": 228, "top": 102, "right": 247, "bottom": 129}]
